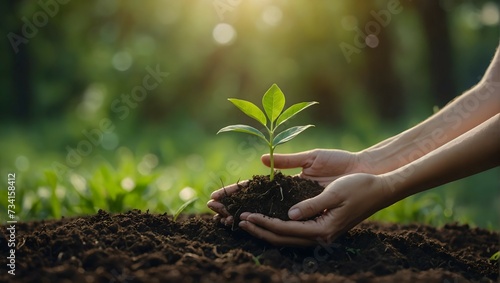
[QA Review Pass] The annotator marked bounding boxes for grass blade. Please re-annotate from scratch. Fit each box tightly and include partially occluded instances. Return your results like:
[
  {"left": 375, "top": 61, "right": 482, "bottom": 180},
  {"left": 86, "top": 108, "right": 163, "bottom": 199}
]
[{"left": 173, "top": 197, "right": 198, "bottom": 221}]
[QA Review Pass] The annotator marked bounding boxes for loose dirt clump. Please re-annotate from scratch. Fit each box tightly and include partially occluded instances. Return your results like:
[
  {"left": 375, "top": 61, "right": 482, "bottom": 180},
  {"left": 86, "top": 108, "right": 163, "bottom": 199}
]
[
  {"left": 0, "top": 210, "right": 498, "bottom": 282},
  {"left": 220, "top": 173, "right": 325, "bottom": 222}
]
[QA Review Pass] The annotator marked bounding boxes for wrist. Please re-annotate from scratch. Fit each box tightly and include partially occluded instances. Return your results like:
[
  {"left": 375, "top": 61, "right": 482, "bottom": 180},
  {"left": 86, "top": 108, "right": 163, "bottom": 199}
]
[
  {"left": 356, "top": 148, "right": 394, "bottom": 175},
  {"left": 377, "top": 172, "right": 408, "bottom": 207},
  {"left": 361, "top": 174, "right": 398, "bottom": 213}
]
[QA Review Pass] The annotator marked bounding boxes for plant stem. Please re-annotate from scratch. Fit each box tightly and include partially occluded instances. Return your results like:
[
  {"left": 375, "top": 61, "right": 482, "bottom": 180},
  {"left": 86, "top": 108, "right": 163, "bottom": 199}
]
[
  {"left": 268, "top": 127, "right": 275, "bottom": 181},
  {"left": 269, "top": 144, "right": 275, "bottom": 181}
]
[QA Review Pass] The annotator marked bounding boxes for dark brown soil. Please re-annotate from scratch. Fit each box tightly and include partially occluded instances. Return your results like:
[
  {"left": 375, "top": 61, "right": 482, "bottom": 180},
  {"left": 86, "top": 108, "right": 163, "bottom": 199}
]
[
  {"left": 220, "top": 173, "right": 325, "bottom": 222},
  {"left": 0, "top": 210, "right": 498, "bottom": 283}
]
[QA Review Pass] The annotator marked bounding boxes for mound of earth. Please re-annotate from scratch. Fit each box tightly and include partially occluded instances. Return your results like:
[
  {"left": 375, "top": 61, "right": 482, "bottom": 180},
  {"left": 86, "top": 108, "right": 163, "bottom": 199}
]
[{"left": 0, "top": 210, "right": 498, "bottom": 282}]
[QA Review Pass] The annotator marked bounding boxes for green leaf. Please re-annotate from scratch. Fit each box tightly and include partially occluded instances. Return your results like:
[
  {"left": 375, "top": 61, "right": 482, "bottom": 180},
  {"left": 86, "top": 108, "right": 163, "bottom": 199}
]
[
  {"left": 228, "top": 98, "right": 267, "bottom": 126},
  {"left": 276, "top": 101, "right": 318, "bottom": 128},
  {"left": 262, "top": 84, "right": 285, "bottom": 124},
  {"left": 217, "top": 124, "right": 268, "bottom": 143},
  {"left": 273, "top": 125, "right": 315, "bottom": 148}
]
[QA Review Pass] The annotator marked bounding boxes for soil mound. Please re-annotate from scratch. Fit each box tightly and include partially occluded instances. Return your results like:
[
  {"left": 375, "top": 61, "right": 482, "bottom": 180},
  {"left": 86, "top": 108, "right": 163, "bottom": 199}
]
[{"left": 0, "top": 210, "right": 498, "bottom": 282}]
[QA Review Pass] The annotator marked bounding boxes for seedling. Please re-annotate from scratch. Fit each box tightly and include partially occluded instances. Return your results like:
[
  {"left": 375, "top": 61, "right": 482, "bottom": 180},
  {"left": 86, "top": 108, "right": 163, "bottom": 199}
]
[{"left": 217, "top": 83, "right": 318, "bottom": 181}]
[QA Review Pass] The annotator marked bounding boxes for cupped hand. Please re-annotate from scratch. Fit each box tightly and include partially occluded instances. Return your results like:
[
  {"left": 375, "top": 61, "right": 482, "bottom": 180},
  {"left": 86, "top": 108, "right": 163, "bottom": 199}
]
[
  {"left": 207, "top": 149, "right": 364, "bottom": 225},
  {"left": 237, "top": 173, "right": 389, "bottom": 246}
]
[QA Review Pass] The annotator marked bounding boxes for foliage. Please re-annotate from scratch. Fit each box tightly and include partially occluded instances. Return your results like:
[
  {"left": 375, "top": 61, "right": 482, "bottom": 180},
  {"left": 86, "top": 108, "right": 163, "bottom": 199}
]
[
  {"left": 0, "top": 124, "right": 497, "bottom": 232},
  {"left": 217, "top": 83, "right": 317, "bottom": 180}
]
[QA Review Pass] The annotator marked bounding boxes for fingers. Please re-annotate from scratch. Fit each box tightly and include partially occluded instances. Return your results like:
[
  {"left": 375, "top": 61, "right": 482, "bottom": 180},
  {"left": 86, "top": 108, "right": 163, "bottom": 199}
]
[
  {"left": 240, "top": 213, "right": 326, "bottom": 239},
  {"left": 239, "top": 217, "right": 316, "bottom": 247},
  {"left": 212, "top": 213, "right": 234, "bottom": 226},
  {"left": 288, "top": 189, "right": 340, "bottom": 220},
  {"left": 261, "top": 151, "right": 314, "bottom": 169},
  {"left": 206, "top": 199, "right": 230, "bottom": 217},
  {"left": 210, "top": 180, "right": 247, "bottom": 200}
]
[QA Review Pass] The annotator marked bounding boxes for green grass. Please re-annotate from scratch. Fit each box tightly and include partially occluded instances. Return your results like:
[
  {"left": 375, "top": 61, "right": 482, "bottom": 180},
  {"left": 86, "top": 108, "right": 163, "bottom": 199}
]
[{"left": 0, "top": 123, "right": 498, "bottom": 231}]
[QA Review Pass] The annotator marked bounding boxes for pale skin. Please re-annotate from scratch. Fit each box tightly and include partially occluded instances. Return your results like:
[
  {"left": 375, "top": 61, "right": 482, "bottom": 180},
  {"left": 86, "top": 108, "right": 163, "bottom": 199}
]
[{"left": 207, "top": 45, "right": 500, "bottom": 247}]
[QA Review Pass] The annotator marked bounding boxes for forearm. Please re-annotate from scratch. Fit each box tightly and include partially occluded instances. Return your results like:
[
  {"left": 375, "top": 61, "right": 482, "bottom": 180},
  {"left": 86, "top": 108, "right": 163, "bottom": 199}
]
[
  {"left": 380, "top": 113, "right": 500, "bottom": 204},
  {"left": 359, "top": 46, "right": 500, "bottom": 174}
]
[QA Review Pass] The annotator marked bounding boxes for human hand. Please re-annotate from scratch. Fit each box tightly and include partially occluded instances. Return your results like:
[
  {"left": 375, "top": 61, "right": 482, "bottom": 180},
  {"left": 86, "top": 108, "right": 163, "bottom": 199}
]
[
  {"left": 237, "top": 173, "right": 388, "bottom": 246},
  {"left": 207, "top": 149, "right": 365, "bottom": 225},
  {"left": 207, "top": 180, "right": 246, "bottom": 225},
  {"left": 261, "top": 149, "right": 365, "bottom": 187}
]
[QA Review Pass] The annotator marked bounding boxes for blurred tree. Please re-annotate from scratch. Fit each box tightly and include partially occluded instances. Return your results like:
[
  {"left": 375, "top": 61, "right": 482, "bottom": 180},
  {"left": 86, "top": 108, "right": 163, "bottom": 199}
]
[
  {"left": 0, "top": 0, "right": 498, "bottom": 134},
  {"left": 414, "top": 0, "right": 456, "bottom": 107},
  {"left": 354, "top": 1, "right": 405, "bottom": 121},
  {"left": 4, "top": 0, "right": 34, "bottom": 123}
]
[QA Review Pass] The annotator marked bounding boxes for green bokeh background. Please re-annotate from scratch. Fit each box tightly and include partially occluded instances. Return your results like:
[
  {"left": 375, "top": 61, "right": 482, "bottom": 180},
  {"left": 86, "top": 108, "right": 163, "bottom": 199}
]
[{"left": 0, "top": 0, "right": 499, "bottom": 229}]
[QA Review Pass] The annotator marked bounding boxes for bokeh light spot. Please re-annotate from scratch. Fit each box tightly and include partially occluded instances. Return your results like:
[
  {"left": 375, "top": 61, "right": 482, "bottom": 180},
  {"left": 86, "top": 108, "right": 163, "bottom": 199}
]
[
  {"left": 365, "top": 34, "right": 379, "bottom": 48},
  {"left": 121, "top": 177, "right": 136, "bottom": 192},
  {"left": 112, "top": 51, "right": 133, "bottom": 71},
  {"left": 179, "top": 186, "right": 196, "bottom": 201},
  {"left": 262, "top": 6, "right": 283, "bottom": 26},
  {"left": 77, "top": 84, "right": 106, "bottom": 120},
  {"left": 70, "top": 174, "right": 87, "bottom": 195},
  {"left": 212, "top": 23, "right": 237, "bottom": 45},
  {"left": 138, "top": 153, "right": 159, "bottom": 175},
  {"left": 102, "top": 132, "right": 119, "bottom": 151},
  {"left": 481, "top": 2, "right": 499, "bottom": 26}
]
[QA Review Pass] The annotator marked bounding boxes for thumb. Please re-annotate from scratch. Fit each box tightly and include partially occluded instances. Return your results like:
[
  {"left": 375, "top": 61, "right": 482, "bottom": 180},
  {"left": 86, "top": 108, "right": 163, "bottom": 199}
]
[
  {"left": 261, "top": 150, "right": 313, "bottom": 169},
  {"left": 288, "top": 190, "right": 335, "bottom": 220}
]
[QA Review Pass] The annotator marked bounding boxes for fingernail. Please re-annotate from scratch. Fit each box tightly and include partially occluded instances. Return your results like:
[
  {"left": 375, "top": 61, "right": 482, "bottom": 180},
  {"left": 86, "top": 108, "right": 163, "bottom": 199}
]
[
  {"left": 288, "top": 208, "right": 301, "bottom": 220},
  {"left": 239, "top": 220, "right": 247, "bottom": 228}
]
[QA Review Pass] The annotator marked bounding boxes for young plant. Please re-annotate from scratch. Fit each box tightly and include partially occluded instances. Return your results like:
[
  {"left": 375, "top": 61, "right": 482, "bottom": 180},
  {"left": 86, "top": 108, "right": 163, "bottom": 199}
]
[{"left": 217, "top": 83, "right": 318, "bottom": 181}]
